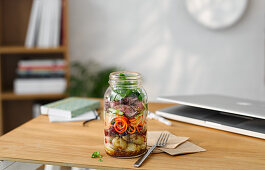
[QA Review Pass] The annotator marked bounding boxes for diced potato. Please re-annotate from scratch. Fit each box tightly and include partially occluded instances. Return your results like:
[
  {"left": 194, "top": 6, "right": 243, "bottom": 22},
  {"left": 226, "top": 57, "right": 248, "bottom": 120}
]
[
  {"left": 125, "top": 143, "right": 141, "bottom": 152},
  {"left": 125, "top": 143, "right": 137, "bottom": 152},
  {"left": 136, "top": 144, "right": 141, "bottom": 152},
  {"left": 105, "top": 143, "right": 115, "bottom": 155},
  {"left": 112, "top": 137, "right": 127, "bottom": 150},
  {"left": 130, "top": 134, "right": 145, "bottom": 145},
  {"left": 140, "top": 144, "right": 146, "bottom": 150},
  {"left": 122, "top": 135, "right": 129, "bottom": 141}
]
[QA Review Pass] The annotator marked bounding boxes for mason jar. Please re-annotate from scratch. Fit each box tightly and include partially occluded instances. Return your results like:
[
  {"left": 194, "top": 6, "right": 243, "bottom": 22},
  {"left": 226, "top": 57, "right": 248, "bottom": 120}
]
[{"left": 104, "top": 71, "right": 148, "bottom": 158}]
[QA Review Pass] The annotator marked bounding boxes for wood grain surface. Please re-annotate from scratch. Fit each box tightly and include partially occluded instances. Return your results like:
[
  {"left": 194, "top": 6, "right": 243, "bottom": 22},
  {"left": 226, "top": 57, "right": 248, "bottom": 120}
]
[
  {"left": 0, "top": 46, "right": 66, "bottom": 54},
  {"left": 0, "top": 100, "right": 264, "bottom": 169},
  {"left": 1, "top": 91, "right": 67, "bottom": 100}
]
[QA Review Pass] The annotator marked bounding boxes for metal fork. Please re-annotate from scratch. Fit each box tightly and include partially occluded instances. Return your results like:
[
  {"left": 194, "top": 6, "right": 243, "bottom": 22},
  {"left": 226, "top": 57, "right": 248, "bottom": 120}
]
[{"left": 134, "top": 132, "right": 170, "bottom": 168}]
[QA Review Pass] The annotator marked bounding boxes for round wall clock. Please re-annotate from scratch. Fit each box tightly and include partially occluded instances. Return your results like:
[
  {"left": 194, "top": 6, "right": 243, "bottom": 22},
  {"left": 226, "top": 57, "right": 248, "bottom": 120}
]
[{"left": 186, "top": 0, "right": 248, "bottom": 30}]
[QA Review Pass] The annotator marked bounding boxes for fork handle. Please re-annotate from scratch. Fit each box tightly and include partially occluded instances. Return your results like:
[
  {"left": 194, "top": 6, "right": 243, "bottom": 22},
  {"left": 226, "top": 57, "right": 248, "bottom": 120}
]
[{"left": 134, "top": 144, "right": 157, "bottom": 168}]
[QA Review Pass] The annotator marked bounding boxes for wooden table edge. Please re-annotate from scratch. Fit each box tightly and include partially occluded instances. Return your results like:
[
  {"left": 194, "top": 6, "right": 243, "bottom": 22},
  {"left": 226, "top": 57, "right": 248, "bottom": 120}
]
[{"left": 0, "top": 157, "right": 135, "bottom": 170}]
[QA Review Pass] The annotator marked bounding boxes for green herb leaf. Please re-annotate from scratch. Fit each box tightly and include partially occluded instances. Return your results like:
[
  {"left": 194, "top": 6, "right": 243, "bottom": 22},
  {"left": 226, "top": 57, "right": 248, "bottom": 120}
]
[
  {"left": 114, "top": 94, "right": 123, "bottom": 101},
  {"left": 109, "top": 93, "right": 116, "bottom": 101},
  {"left": 120, "top": 93, "right": 127, "bottom": 98},
  {"left": 91, "top": 151, "right": 103, "bottom": 158},
  {"left": 98, "top": 158, "right": 103, "bottom": 162},
  {"left": 118, "top": 73, "right": 126, "bottom": 80},
  {"left": 135, "top": 113, "right": 143, "bottom": 119},
  {"left": 91, "top": 152, "right": 96, "bottom": 158},
  {"left": 134, "top": 88, "right": 145, "bottom": 101},
  {"left": 138, "top": 94, "right": 143, "bottom": 101},
  {"left": 125, "top": 89, "right": 132, "bottom": 96}
]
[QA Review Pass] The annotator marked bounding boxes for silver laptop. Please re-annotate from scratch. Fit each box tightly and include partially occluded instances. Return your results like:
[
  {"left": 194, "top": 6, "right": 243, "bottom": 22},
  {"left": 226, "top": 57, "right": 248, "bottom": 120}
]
[{"left": 156, "top": 94, "right": 265, "bottom": 139}]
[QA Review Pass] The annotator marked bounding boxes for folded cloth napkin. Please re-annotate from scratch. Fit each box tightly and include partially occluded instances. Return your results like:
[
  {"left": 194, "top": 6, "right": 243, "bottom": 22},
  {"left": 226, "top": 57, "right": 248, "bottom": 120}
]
[{"left": 147, "top": 131, "right": 206, "bottom": 155}]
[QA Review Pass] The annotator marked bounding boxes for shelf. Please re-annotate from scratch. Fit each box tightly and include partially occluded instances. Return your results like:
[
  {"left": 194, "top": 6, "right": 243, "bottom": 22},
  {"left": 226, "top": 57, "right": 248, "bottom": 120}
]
[
  {"left": 0, "top": 0, "right": 70, "bottom": 135},
  {"left": 0, "top": 46, "right": 66, "bottom": 54},
  {"left": 1, "top": 92, "right": 67, "bottom": 100}
]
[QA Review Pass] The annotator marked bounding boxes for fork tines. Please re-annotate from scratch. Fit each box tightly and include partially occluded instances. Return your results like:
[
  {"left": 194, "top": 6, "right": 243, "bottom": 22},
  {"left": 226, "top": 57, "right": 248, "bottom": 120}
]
[{"left": 156, "top": 132, "right": 170, "bottom": 146}]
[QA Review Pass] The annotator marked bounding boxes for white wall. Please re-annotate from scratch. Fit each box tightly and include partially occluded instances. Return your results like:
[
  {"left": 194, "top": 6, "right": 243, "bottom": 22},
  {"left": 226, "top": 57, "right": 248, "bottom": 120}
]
[{"left": 69, "top": 0, "right": 265, "bottom": 101}]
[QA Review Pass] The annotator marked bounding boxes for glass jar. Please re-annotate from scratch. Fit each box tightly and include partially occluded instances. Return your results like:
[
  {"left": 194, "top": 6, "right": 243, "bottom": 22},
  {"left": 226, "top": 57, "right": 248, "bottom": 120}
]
[{"left": 104, "top": 71, "right": 148, "bottom": 158}]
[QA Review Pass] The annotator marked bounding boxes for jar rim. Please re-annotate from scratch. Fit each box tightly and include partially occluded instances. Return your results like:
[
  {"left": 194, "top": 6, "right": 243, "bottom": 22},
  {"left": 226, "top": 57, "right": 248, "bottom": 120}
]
[{"left": 109, "top": 71, "right": 142, "bottom": 80}]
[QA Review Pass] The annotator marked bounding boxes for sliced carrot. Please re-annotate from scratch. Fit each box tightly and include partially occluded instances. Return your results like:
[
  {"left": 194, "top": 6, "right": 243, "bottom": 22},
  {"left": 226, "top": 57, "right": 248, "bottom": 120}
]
[
  {"left": 137, "top": 124, "right": 143, "bottom": 130},
  {"left": 127, "top": 126, "right": 136, "bottom": 134},
  {"left": 115, "top": 119, "right": 126, "bottom": 130},
  {"left": 114, "top": 122, "right": 127, "bottom": 133},
  {"left": 113, "top": 116, "right": 128, "bottom": 133},
  {"left": 129, "top": 115, "right": 143, "bottom": 126},
  {"left": 116, "top": 116, "right": 128, "bottom": 121},
  {"left": 136, "top": 126, "right": 140, "bottom": 133}
]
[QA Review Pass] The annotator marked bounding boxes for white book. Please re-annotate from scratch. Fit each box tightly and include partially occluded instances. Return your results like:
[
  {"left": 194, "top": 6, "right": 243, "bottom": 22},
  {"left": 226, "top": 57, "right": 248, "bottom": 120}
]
[
  {"left": 44, "top": 0, "right": 52, "bottom": 47},
  {"left": 52, "top": 0, "right": 62, "bottom": 47},
  {"left": 37, "top": 0, "right": 62, "bottom": 47},
  {"left": 48, "top": 0, "right": 54, "bottom": 47},
  {"left": 45, "top": 0, "right": 53, "bottom": 47},
  {"left": 25, "top": 0, "right": 42, "bottom": 47},
  {"left": 14, "top": 78, "right": 66, "bottom": 94},
  {"left": 18, "top": 59, "right": 65, "bottom": 67},
  {"left": 48, "top": 110, "right": 98, "bottom": 122},
  {"left": 37, "top": 0, "right": 49, "bottom": 47}
]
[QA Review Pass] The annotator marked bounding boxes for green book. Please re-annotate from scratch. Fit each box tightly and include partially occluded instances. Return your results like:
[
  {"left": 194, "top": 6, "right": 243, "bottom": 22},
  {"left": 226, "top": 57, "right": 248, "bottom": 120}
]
[{"left": 40, "top": 97, "right": 100, "bottom": 118}]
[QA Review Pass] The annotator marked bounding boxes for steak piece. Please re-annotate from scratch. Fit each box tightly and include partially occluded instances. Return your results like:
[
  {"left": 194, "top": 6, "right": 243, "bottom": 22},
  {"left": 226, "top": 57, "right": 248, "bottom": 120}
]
[
  {"left": 121, "top": 97, "right": 144, "bottom": 112},
  {"left": 121, "top": 97, "right": 138, "bottom": 105},
  {"left": 109, "top": 101, "right": 121, "bottom": 108},
  {"left": 114, "top": 105, "right": 137, "bottom": 118},
  {"left": 133, "top": 101, "right": 144, "bottom": 112}
]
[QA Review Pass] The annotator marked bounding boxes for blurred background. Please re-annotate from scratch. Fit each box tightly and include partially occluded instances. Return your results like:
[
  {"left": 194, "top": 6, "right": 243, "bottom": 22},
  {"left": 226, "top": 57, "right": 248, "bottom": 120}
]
[
  {"left": 0, "top": 0, "right": 264, "bottom": 134},
  {"left": 69, "top": 0, "right": 264, "bottom": 101}
]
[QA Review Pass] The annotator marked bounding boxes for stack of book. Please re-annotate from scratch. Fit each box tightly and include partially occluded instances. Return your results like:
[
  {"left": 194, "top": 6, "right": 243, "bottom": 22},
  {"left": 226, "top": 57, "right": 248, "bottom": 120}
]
[
  {"left": 41, "top": 97, "right": 101, "bottom": 122},
  {"left": 25, "top": 0, "right": 65, "bottom": 47},
  {"left": 14, "top": 59, "right": 66, "bottom": 94}
]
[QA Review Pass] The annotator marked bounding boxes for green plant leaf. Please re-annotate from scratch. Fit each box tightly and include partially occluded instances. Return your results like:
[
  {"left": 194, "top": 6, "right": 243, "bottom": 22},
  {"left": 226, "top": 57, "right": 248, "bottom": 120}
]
[{"left": 67, "top": 61, "right": 119, "bottom": 98}]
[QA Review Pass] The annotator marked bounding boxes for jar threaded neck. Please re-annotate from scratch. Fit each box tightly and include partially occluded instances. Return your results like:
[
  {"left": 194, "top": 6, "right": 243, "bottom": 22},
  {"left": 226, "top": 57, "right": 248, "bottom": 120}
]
[{"left": 109, "top": 71, "right": 142, "bottom": 89}]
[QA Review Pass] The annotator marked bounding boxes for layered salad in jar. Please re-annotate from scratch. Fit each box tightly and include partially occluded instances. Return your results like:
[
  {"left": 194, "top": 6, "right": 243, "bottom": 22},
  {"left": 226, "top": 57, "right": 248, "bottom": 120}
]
[{"left": 104, "top": 72, "right": 148, "bottom": 158}]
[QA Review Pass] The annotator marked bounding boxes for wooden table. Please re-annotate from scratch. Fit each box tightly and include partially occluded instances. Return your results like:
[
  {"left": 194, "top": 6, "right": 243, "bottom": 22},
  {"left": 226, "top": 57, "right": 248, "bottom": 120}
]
[{"left": 0, "top": 101, "right": 264, "bottom": 170}]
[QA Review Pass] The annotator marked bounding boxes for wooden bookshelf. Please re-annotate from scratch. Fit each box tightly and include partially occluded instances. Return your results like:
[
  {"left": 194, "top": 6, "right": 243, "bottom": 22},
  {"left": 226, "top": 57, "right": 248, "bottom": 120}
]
[
  {"left": 1, "top": 92, "right": 67, "bottom": 100},
  {"left": 0, "top": 46, "right": 66, "bottom": 54},
  {"left": 0, "top": 0, "right": 70, "bottom": 134}
]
